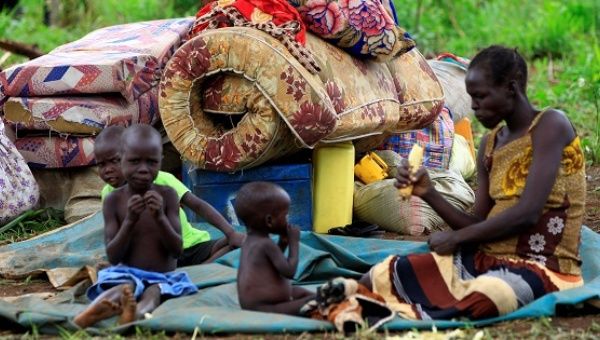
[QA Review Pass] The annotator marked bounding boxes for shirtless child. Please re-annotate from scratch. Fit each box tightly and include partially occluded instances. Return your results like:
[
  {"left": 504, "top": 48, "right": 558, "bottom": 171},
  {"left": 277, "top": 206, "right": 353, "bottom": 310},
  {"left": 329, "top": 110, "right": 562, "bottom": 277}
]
[
  {"left": 235, "top": 182, "right": 315, "bottom": 315},
  {"left": 93, "top": 126, "right": 245, "bottom": 266},
  {"left": 74, "top": 124, "right": 197, "bottom": 328}
]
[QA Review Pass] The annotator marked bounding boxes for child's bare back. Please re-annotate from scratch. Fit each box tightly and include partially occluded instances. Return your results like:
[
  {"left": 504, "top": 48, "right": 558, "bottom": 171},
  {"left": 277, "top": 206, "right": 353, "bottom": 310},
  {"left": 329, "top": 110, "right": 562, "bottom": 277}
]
[{"left": 235, "top": 182, "right": 314, "bottom": 315}]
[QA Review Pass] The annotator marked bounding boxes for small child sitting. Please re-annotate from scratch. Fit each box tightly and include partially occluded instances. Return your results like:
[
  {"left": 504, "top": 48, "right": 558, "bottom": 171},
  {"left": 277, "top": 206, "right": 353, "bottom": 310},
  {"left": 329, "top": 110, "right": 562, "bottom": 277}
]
[
  {"left": 74, "top": 124, "right": 197, "bottom": 328},
  {"left": 93, "top": 126, "right": 245, "bottom": 266},
  {"left": 235, "top": 182, "right": 315, "bottom": 315}
]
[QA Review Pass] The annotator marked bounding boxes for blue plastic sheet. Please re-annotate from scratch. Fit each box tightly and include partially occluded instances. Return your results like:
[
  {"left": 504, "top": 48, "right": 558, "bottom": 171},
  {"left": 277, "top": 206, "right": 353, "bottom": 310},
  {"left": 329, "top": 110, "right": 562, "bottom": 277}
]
[{"left": 0, "top": 212, "right": 599, "bottom": 334}]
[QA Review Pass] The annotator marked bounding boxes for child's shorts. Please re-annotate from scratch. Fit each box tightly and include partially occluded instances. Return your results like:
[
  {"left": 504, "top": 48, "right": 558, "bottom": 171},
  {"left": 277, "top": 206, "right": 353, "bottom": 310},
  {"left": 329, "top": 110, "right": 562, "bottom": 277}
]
[
  {"left": 86, "top": 265, "right": 198, "bottom": 301},
  {"left": 177, "top": 239, "right": 219, "bottom": 267}
]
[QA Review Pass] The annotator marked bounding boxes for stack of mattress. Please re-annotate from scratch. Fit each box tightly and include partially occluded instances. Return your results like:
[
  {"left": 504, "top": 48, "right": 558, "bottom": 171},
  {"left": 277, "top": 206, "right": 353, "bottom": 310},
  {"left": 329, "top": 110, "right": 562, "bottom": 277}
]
[
  {"left": 0, "top": 18, "right": 194, "bottom": 168},
  {"left": 159, "top": 27, "right": 445, "bottom": 172}
]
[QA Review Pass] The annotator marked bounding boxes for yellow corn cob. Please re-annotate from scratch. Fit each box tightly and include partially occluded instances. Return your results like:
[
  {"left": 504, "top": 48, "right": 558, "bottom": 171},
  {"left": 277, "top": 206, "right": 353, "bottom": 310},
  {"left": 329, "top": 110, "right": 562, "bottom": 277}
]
[{"left": 398, "top": 144, "right": 424, "bottom": 200}]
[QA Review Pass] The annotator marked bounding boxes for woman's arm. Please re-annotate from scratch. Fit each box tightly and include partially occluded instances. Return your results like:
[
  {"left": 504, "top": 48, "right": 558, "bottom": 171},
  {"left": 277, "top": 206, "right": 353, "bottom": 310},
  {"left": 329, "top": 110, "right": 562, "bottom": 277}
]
[{"left": 396, "top": 136, "right": 494, "bottom": 230}]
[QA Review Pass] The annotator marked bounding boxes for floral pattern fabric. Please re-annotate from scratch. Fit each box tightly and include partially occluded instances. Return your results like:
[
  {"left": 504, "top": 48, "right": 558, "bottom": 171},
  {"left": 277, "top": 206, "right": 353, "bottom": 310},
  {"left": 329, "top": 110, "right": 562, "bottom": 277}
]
[
  {"left": 191, "top": 0, "right": 320, "bottom": 73},
  {"left": 481, "top": 111, "right": 586, "bottom": 275},
  {"left": 0, "top": 119, "right": 39, "bottom": 223},
  {"left": 291, "top": 0, "right": 415, "bottom": 61},
  {"left": 13, "top": 134, "right": 96, "bottom": 169},
  {"left": 160, "top": 27, "right": 443, "bottom": 172}
]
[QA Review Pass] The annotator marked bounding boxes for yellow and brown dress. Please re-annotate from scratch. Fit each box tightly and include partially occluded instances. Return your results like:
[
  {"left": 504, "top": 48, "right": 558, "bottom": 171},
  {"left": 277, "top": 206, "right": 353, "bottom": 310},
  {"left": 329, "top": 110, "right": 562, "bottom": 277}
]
[{"left": 370, "top": 111, "right": 586, "bottom": 320}]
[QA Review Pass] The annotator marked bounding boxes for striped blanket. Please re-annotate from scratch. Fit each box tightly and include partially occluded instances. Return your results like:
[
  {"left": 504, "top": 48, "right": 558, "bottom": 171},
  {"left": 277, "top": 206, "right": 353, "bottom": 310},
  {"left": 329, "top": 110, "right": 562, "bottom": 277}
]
[{"left": 370, "top": 250, "right": 583, "bottom": 320}]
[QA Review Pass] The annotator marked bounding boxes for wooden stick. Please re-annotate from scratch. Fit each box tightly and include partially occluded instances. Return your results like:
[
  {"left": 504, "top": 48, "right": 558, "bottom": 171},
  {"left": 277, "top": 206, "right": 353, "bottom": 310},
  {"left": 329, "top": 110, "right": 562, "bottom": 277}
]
[{"left": 0, "top": 39, "right": 43, "bottom": 59}]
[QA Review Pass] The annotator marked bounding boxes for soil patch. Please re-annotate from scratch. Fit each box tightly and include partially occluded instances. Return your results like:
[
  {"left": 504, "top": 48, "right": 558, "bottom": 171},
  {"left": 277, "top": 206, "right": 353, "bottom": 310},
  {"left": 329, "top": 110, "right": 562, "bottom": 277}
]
[{"left": 0, "top": 278, "right": 57, "bottom": 298}]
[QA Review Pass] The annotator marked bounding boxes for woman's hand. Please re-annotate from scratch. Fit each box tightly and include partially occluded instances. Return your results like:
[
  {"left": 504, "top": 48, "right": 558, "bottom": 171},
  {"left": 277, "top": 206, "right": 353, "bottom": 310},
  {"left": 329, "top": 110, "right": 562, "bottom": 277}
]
[
  {"left": 428, "top": 230, "right": 460, "bottom": 255},
  {"left": 394, "top": 159, "right": 434, "bottom": 198}
]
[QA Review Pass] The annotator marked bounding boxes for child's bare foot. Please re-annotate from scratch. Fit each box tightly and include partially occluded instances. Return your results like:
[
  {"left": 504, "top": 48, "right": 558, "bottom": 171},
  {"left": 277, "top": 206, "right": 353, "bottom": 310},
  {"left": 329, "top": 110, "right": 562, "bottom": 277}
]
[
  {"left": 74, "top": 299, "right": 121, "bottom": 328},
  {"left": 118, "top": 285, "right": 137, "bottom": 325}
]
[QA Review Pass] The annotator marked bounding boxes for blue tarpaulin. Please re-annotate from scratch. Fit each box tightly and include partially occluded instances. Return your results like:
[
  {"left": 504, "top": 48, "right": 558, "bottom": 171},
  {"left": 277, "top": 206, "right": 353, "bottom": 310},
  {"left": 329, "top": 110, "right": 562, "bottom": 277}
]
[{"left": 0, "top": 212, "right": 599, "bottom": 334}]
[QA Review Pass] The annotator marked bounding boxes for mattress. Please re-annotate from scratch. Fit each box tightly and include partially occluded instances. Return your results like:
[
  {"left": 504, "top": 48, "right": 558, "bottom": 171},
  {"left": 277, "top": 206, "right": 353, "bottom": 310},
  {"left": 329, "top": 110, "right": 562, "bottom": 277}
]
[{"left": 160, "top": 27, "right": 444, "bottom": 172}]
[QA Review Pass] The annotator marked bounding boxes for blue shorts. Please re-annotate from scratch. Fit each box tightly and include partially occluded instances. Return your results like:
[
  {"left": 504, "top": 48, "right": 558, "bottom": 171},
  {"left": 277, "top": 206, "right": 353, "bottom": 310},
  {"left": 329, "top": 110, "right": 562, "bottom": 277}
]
[{"left": 86, "top": 265, "right": 198, "bottom": 301}]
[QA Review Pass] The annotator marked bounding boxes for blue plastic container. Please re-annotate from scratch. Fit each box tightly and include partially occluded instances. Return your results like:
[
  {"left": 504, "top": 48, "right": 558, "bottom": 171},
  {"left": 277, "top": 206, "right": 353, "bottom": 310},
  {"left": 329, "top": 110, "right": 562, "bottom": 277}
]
[{"left": 182, "top": 162, "right": 313, "bottom": 231}]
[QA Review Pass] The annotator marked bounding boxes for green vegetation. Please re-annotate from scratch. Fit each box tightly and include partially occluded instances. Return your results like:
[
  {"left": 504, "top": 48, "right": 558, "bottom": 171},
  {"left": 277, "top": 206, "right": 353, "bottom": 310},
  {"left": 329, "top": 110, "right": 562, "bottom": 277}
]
[
  {"left": 393, "top": 0, "right": 600, "bottom": 163},
  {"left": 0, "top": 0, "right": 598, "bottom": 163},
  {"left": 0, "top": 207, "right": 65, "bottom": 244}
]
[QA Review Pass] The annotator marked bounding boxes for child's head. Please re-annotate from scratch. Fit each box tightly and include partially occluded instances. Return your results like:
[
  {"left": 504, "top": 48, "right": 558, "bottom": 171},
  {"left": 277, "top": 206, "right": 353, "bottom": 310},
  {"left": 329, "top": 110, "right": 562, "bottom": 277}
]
[
  {"left": 94, "top": 125, "right": 126, "bottom": 188},
  {"left": 466, "top": 45, "right": 529, "bottom": 128},
  {"left": 234, "top": 182, "right": 290, "bottom": 234},
  {"left": 120, "top": 124, "right": 163, "bottom": 192}
]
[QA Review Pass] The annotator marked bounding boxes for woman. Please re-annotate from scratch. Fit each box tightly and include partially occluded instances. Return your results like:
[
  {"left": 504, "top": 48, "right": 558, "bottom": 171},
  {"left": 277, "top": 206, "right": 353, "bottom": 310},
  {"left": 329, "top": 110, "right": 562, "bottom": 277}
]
[{"left": 359, "top": 45, "right": 586, "bottom": 320}]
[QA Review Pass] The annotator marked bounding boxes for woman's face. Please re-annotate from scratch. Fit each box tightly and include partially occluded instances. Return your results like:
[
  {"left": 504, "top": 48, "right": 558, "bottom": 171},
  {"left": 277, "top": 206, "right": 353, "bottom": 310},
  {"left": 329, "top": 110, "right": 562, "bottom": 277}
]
[{"left": 465, "top": 66, "right": 513, "bottom": 129}]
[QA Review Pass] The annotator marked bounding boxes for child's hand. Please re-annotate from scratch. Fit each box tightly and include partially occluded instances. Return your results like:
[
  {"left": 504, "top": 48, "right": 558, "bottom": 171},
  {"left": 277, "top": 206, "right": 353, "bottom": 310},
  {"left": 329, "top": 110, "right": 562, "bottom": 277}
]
[
  {"left": 143, "top": 191, "right": 164, "bottom": 217},
  {"left": 277, "top": 233, "right": 289, "bottom": 251},
  {"left": 394, "top": 159, "right": 433, "bottom": 198},
  {"left": 127, "top": 194, "right": 145, "bottom": 221},
  {"left": 227, "top": 231, "right": 246, "bottom": 248},
  {"left": 287, "top": 224, "right": 301, "bottom": 242},
  {"left": 428, "top": 230, "right": 459, "bottom": 255}
]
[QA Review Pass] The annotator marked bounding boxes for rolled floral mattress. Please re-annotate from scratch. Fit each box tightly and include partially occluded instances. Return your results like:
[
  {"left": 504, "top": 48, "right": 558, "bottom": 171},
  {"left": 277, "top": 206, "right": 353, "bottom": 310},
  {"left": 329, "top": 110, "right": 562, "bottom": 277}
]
[{"left": 160, "top": 27, "right": 443, "bottom": 171}]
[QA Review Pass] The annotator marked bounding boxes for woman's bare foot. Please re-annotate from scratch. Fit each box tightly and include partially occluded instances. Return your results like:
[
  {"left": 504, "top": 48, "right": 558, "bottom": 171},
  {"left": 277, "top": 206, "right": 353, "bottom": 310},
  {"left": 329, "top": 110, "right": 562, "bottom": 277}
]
[
  {"left": 74, "top": 299, "right": 121, "bottom": 328},
  {"left": 118, "top": 285, "right": 137, "bottom": 325}
]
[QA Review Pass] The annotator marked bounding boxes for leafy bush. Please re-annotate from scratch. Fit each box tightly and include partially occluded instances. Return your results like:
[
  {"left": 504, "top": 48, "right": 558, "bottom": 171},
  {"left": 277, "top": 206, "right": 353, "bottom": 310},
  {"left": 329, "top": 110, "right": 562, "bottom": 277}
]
[{"left": 393, "top": 0, "right": 599, "bottom": 163}]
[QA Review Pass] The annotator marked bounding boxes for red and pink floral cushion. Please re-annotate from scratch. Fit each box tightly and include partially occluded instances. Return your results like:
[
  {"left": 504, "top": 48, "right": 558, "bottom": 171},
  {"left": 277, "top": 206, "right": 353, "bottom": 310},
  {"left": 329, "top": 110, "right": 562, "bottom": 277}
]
[{"left": 291, "top": 0, "right": 415, "bottom": 60}]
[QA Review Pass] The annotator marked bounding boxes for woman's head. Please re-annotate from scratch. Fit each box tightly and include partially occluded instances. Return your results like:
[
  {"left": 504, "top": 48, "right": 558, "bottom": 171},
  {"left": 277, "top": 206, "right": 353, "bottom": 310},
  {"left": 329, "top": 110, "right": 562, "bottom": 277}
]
[
  {"left": 469, "top": 45, "right": 528, "bottom": 92},
  {"left": 465, "top": 46, "right": 529, "bottom": 128}
]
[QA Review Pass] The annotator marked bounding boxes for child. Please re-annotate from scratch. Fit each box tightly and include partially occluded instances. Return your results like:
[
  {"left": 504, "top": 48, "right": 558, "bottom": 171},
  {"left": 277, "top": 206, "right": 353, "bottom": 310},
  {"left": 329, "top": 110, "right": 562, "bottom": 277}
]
[
  {"left": 360, "top": 45, "right": 586, "bottom": 320},
  {"left": 74, "top": 124, "right": 197, "bottom": 328},
  {"left": 235, "top": 182, "right": 315, "bottom": 315},
  {"left": 94, "top": 126, "right": 245, "bottom": 266}
]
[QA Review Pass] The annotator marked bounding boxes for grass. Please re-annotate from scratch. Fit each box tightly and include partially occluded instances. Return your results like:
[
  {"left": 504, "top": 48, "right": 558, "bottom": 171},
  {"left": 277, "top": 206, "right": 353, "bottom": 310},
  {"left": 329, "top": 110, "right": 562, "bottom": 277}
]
[
  {"left": 392, "top": 0, "right": 600, "bottom": 163},
  {"left": 5, "top": 318, "right": 599, "bottom": 339},
  {"left": 0, "top": 207, "right": 65, "bottom": 245}
]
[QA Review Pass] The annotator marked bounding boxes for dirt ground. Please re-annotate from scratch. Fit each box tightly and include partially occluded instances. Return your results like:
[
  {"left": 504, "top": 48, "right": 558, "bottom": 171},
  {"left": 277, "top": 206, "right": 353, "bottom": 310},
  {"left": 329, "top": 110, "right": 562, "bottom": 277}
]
[{"left": 0, "top": 164, "right": 599, "bottom": 338}]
